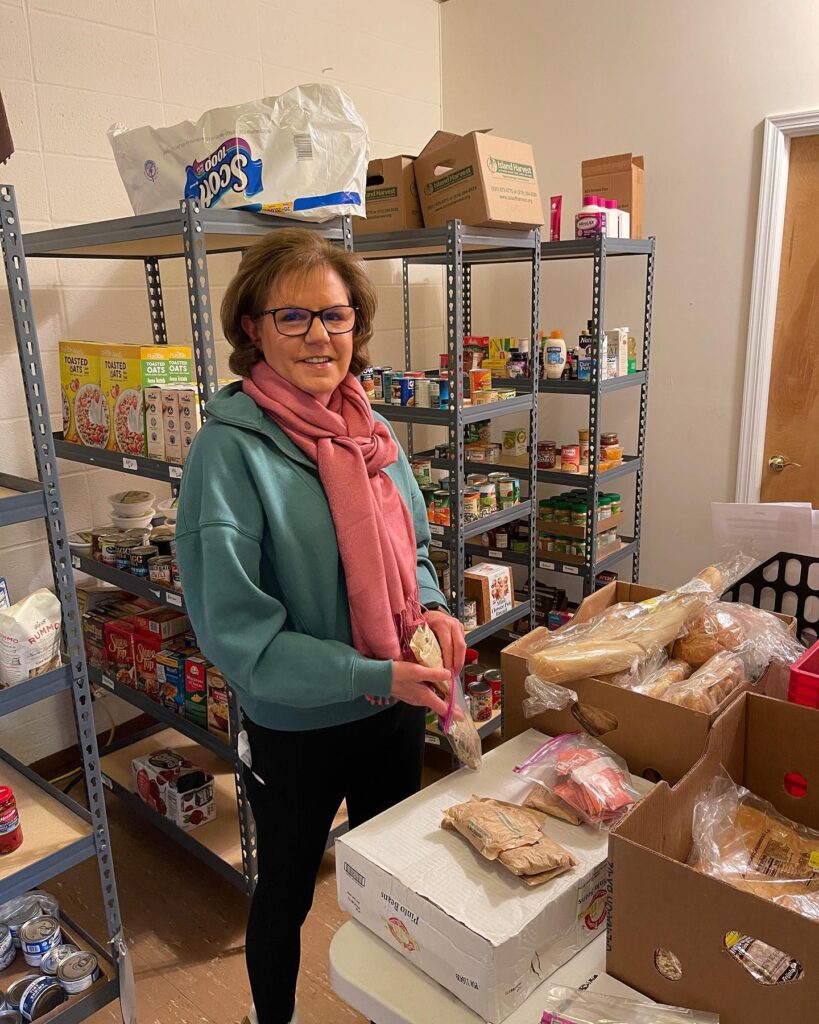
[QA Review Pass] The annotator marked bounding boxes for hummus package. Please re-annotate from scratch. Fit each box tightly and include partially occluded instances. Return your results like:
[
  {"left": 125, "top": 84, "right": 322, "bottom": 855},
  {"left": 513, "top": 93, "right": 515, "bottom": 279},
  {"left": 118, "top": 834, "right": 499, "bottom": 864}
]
[
  {"left": 108, "top": 84, "right": 369, "bottom": 222},
  {"left": 0, "top": 589, "right": 62, "bottom": 687}
]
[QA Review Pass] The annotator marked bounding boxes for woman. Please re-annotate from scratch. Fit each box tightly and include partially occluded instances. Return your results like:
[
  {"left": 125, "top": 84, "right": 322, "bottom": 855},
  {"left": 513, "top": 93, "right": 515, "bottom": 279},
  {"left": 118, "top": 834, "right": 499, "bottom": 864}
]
[{"left": 176, "top": 229, "right": 465, "bottom": 1024}]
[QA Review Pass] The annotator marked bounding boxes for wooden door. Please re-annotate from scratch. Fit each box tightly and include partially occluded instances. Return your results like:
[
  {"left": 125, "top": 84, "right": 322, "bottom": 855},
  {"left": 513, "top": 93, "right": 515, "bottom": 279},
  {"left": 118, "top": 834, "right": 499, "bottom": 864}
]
[{"left": 761, "top": 134, "right": 819, "bottom": 505}]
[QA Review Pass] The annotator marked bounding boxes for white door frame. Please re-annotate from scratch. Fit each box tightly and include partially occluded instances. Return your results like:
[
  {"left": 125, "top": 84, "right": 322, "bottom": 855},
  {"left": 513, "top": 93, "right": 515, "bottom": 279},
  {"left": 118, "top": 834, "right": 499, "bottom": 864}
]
[{"left": 736, "top": 109, "right": 819, "bottom": 502}]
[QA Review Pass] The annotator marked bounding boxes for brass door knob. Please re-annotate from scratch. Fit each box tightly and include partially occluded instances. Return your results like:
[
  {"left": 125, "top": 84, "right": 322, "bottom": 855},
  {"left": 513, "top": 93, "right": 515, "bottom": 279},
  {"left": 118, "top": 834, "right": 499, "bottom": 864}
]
[{"left": 769, "top": 454, "right": 802, "bottom": 473}]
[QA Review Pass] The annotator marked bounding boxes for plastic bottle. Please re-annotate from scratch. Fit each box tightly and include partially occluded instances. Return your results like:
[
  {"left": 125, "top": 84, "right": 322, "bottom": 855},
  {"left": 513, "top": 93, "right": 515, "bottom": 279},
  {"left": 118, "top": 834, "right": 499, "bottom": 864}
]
[
  {"left": 605, "top": 199, "right": 620, "bottom": 238},
  {"left": 618, "top": 206, "right": 630, "bottom": 239},
  {"left": 544, "top": 330, "right": 567, "bottom": 380}
]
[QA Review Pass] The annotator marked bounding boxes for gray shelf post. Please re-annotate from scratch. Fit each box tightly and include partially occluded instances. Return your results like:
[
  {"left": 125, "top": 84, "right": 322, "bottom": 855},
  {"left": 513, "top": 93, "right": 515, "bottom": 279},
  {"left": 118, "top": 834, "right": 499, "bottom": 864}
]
[
  {"left": 446, "top": 220, "right": 466, "bottom": 621},
  {"left": 527, "top": 231, "right": 541, "bottom": 630},
  {"left": 402, "top": 257, "right": 414, "bottom": 458},
  {"left": 583, "top": 234, "right": 607, "bottom": 593},
  {"left": 633, "top": 239, "right": 655, "bottom": 582},
  {"left": 0, "top": 184, "right": 131, "bottom": 1020},
  {"left": 180, "top": 198, "right": 220, "bottom": 422},
  {"left": 144, "top": 256, "right": 168, "bottom": 345}
]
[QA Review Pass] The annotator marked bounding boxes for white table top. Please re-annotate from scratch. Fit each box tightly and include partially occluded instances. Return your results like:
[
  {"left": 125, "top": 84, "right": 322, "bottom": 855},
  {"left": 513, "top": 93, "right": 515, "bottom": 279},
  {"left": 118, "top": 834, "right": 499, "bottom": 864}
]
[{"left": 330, "top": 921, "right": 700, "bottom": 1024}]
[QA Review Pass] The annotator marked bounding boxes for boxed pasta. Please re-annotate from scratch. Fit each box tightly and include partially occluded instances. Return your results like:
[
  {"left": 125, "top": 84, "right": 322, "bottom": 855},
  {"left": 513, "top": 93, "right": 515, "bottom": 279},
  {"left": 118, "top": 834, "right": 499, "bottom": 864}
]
[
  {"left": 608, "top": 693, "right": 819, "bottom": 1024},
  {"left": 59, "top": 341, "right": 108, "bottom": 447},
  {"left": 337, "top": 730, "right": 652, "bottom": 1022}
]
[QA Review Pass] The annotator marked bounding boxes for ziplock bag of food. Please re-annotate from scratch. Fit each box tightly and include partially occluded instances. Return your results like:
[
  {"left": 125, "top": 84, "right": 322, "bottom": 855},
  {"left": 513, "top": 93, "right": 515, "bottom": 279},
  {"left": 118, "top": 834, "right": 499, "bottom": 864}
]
[
  {"left": 689, "top": 770, "right": 819, "bottom": 920},
  {"left": 410, "top": 623, "right": 481, "bottom": 770},
  {"left": 526, "top": 555, "right": 754, "bottom": 685},
  {"left": 540, "top": 985, "right": 718, "bottom": 1024},
  {"left": 108, "top": 84, "right": 369, "bottom": 221},
  {"left": 513, "top": 733, "right": 639, "bottom": 829},
  {"left": 442, "top": 796, "right": 577, "bottom": 885}
]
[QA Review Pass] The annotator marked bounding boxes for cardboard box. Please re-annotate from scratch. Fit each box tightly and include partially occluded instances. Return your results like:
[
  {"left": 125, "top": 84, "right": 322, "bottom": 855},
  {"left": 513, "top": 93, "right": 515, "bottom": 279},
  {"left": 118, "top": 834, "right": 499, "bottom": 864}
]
[
  {"left": 99, "top": 344, "right": 186, "bottom": 455},
  {"left": 184, "top": 654, "right": 209, "bottom": 728},
  {"left": 59, "top": 341, "right": 107, "bottom": 446},
  {"left": 161, "top": 385, "right": 183, "bottom": 464},
  {"left": 156, "top": 645, "right": 198, "bottom": 714},
  {"left": 103, "top": 618, "right": 136, "bottom": 687},
  {"left": 354, "top": 155, "right": 423, "bottom": 235},
  {"left": 464, "top": 563, "right": 514, "bottom": 624},
  {"left": 176, "top": 385, "right": 201, "bottom": 463},
  {"left": 605, "top": 328, "right": 630, "bottom": 378},
  {"left": 133, "top": 629, "right": 163, "bottom": 698},
  {"left": 581, "top": 153, "right": 644, "bottom": 238},
  {"left": 206, "top": 665, "right": 230, "bottom": 740},
  {"left": 501, "top": 582, "right": 794, "bottom": 785},
  {"left": 608, "top": 693, "right": 819, "bottom": 1024},
  {"left": 144, "top": 385, "right": 165, "bottom": 459},
  {"left": 131, "top": 748, "right": 216, "bottom": 831},
  {"left": 130, "top": 607, "right": 189, "bottom": 641},
  {"left": 414, "top": 130, "right": 544, "bottom": 229},
  {"left": 337, "top": 730, "right": 652, "bottom": 1022}
]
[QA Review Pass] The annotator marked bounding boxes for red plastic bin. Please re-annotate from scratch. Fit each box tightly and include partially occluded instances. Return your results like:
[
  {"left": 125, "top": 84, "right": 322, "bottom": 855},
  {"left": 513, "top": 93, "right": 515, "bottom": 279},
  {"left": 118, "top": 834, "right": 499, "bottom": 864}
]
[{"left": 788, "top": 638, "right": 819, "bottom": 708}]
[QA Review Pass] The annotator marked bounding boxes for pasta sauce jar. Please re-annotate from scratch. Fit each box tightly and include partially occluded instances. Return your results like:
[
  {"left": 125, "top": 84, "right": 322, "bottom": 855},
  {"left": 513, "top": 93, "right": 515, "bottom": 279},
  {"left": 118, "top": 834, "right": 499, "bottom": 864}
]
[{"left": 0, "top": 787, "right": 23, "bottom": 855}]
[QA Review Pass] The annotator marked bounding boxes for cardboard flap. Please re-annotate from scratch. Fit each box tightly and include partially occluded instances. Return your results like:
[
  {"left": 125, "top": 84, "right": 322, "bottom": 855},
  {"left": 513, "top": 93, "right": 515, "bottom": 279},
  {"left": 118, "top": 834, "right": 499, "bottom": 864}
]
[
  {"left": 582, "top": 152, "right": 642, "bottom": 175},
  {"left": 417, "top": 128, "right": 493, "bottom": 160}
]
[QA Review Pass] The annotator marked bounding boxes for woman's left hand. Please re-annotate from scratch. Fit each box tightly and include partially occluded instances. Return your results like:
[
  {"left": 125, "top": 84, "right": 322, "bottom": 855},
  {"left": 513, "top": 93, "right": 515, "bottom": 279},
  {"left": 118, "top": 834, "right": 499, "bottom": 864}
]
[{"left": 424, "top": 609, "right": 466, "bottom": 676}]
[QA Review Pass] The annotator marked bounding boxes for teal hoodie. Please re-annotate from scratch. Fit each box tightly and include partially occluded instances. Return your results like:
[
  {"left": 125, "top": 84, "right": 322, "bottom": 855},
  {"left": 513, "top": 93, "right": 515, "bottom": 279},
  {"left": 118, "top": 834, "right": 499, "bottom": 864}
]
[{"left": 175, "top": 381, "right": 448, "bottom": 731}]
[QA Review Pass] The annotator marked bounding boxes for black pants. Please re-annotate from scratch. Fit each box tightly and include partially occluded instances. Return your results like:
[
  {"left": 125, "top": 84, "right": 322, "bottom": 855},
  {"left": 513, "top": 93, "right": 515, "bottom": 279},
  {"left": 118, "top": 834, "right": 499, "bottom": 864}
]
[{"left": 243, "top": 702, "right": 426, "bottom": 1024}]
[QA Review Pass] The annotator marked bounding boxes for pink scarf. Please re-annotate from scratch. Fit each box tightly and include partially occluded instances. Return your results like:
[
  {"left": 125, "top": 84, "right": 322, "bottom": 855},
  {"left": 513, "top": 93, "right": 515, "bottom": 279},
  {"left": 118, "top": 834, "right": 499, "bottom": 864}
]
[{"left": 243, "top": 362, "right": 423, "bottom": 662}]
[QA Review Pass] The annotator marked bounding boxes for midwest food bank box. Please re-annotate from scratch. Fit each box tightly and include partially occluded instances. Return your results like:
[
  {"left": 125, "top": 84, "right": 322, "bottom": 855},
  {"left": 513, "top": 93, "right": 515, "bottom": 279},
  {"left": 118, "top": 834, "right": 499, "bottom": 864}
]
[
  {"left": 336, "top": 730, "right": 651, "bottom": 1023},
  {"left": 501, "top": 581, "right": 794, "bottom": 785},
  {"left": 608, "top": 692, "right": 819, "bottom": 1024}
]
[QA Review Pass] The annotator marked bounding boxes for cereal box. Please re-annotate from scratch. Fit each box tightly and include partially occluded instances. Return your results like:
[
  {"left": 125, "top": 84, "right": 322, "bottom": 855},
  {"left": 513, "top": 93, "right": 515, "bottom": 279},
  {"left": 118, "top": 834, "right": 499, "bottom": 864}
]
[
  {"left": 59, "top": 341, "right": 108, "bottom": 447},
  {"left": 103, "top": 618, "right": 136, "bottom": 687},
  {"left": 161, "top": 386, "right": 183, "bottom": 464},
  {"left": 206, "top": 665, "right": 230, "bottom": 741},
  {"left": 184, "top": 655, "right": 210, "bottom": 728},
  {"left": 133, "top": 629, "right": 163, "bottom": 698},
  {"left": 144, "top": 385, "right": 165, "bottom": 459},
  {"left": 176, "top": 386, "right": 201, "bottom": 463}
]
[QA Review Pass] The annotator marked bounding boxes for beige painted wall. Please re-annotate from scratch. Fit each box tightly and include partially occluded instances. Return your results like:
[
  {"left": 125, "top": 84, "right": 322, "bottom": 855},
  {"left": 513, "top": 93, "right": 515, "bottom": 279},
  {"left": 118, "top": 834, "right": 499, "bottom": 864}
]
[
  {"left": 0, "top": 0, "right": 442, "bottom": 760},
  {"left": 441, "top": 0, "right": 819, "bottom": 588}
]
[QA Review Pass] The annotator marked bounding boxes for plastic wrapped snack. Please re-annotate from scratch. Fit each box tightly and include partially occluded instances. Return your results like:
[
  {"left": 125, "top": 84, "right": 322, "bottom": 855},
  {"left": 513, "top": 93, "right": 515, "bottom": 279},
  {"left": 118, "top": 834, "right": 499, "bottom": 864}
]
[
  {"left": 689, "top": 771, "right": 819, "bottom": 920},
  {"left": 540, "top": 985, "right": 718, "bottom": 1023},
  {"left": 410, "top": 624, "right": 482, "bottom": 771},
  {"left": 442, "top": 796, "right": 577, "bottom": 885},
  {"left": 108, "top": 84, "right": 369, "bottom": 221},
  {"left": 522, "top": 676, "right": 618, "bottom": 738},
  {"left": 526, "top": 557, "right": 753, "bottom": 685},
  {"left": 514, "top": 733, "right": 640, "bottom": 829}
]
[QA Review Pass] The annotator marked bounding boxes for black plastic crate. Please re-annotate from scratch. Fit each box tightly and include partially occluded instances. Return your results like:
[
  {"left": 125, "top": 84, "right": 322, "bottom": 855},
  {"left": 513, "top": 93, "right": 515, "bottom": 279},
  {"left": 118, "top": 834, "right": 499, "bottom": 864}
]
[{"left": 722, "top": 551, "right": 819, "bottom": 647}]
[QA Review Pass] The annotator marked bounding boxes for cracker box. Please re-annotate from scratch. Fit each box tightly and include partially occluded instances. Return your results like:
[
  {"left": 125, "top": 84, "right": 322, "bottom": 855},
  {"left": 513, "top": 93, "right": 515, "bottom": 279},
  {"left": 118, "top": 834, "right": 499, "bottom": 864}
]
[
  {"left": 414, "top": 129, "right": 544, "bottom": 229},
  {"left": 464, "top": 563, "right": 514, "bottom": 624},
  {"left": 59, "top": 341, "right": 107, "bottom": 447},
  {"left": 131, "top": 748, "right": 216, "bottom": 831},
  {"left": 206, "top": 665, "right": 230, "bottom": 740},
  {"left": 103, "top": 618, "right": 136, "bottom": 688},
  {"left": 353, "top": 155, "right": 424, "bottom": 235},
  {"left": 337, "top": 730, "right": 652, "bottom": 1022},
  {"left": 184, "top": 655, "right": 209, "bottom": 728}
]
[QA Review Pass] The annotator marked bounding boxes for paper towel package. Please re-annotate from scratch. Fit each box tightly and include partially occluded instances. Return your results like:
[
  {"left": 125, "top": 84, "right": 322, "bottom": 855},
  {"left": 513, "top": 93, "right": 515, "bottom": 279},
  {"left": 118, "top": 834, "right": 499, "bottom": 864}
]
[{"left": 336, "top": 730, "right": 651, "bottom": 1023}]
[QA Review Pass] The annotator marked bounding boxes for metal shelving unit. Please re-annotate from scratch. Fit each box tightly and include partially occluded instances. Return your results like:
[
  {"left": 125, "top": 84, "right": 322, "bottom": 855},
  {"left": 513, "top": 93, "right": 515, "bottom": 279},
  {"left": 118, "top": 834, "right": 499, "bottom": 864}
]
[
  {"left": 1, "top": 184, "right": 127, "bottom": 1023},
  {"left": 18, "top": 200, "right": 355, "bottom": 899}
]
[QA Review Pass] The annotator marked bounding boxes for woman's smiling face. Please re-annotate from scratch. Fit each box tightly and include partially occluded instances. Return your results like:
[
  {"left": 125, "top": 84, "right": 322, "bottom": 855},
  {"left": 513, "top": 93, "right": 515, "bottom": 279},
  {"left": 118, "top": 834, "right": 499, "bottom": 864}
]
[{"left": 241, "top": 265, "right": 354, "bottom": 404}]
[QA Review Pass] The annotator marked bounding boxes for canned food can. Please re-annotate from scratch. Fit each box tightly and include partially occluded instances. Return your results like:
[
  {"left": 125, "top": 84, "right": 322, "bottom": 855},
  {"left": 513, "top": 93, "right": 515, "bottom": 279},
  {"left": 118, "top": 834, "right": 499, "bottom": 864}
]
[
  {"left": 466, "top": 474, "right": 488, "bottom": 487},
  {"left": 129, "top": 544, "right": 158, "bottom": 578},
  {"left": 57, "top": 951, "right": 100, "bottom": 994},
  {"left": 19, "top": 975, "right": 66, "bottom": 1021},
  {"left": 360, "top": 367, "right": 375, "bottom": 401},
  {"left": 478, "top": 483, "right": 497, "bottom": 517},
  {"left": 148, "top": 555, "right": 173, "bottom": 587},
  {"left": 414, "top": 378, "right": 431, "bottom": 408},
  {"left": 429, "top": 550, "right": 451, "bottom": 596},
  {"left": 428, "top": 379, "right": 440, "bottom": 408},
  {"left": 462, "top": 490, "right": 479, "bottom": 523},
  {"left": 468, "top": 681, "right": 492, "bottom": 722},
  {"left": 436, "top": 376, "right": 450, "bottom": 406},
  {"left": 40, "top": 943, "right": 80, "bottom": 976},
  {"left": 0, "top": 1010, "right": 22, "bottom": 1024},
  {"left": 561, "top": 444, "right": 581, "bottom": 473},
  {"left": 170, "top": 559, "right": 183, "bottom": 592},
  {"left": 476, "top": 389, "right": 499, "bottom": 405},
  {"left": 433, "top": 490, "right": 450, "bottom": 527},
  {"left": 115, "top": 537, "right": 140, "bottom": 570},
  {"left": 468, "top": 368, "right": 492, "bottom": 396},
  {"left": 6, "top": 903, "right": 43, "bottom": 950},
  {"left": 463, "top": 599, "right": 478, "bottom": 631},
  {"left": 463, "top": 663, "right": 485, "bottom": 686},
  {"left": 497, "top": 477, "right": 520, "bottom": 505},
  {"left": 149, "top": 525, "right": 175, "bottom": 557},
  {"left": 98, "top": 533, "right": 122, "bottom": 567},
  {"left": 411, "top": 459, "right": 432, "bottom": 488},
  {"left": 392, "top": 378, "right": 415, "bottom": 406},
  {"left": 90, "top": 527, "right": 113, "bottom": 559},
  {"left": 5, "top": 977, "right": 39, "bottom": 1011},
  {"left": 20, "top": 916, "right": 61, "bottom": 968},
  {"left": 421, "top": 486, "right": 437, "bottom": 525},
  {"left": 483, "top": 668, "right": 502, "bottom": 710},
  {"left": 381, "top": 372, "right": 393, "bottom": 403},
  {"left": 0, "top": 925, "right": 13, "bottom": 972}
]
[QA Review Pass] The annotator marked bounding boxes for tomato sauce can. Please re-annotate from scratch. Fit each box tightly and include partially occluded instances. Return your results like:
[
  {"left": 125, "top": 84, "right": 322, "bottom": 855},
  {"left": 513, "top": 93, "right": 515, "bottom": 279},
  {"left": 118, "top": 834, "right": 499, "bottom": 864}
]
[
  {"left": 148, "top": 555, "right": 173, "bottom": 587},
  {"left": 468, "top": 681, "right": 492, "bottom": 722},
  {"left": 483, "top": 668, "right": 502, "bottom": 710}
]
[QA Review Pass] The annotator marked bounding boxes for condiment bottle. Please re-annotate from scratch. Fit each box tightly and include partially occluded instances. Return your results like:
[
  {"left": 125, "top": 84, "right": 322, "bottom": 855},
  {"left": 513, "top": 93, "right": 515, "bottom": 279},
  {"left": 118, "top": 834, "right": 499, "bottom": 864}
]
[
  {"left": 545, "top": 331, "right": 567, "bottom": 380},
  {"left": 0, "top": 786, "right": 23, "bottom": 855}
]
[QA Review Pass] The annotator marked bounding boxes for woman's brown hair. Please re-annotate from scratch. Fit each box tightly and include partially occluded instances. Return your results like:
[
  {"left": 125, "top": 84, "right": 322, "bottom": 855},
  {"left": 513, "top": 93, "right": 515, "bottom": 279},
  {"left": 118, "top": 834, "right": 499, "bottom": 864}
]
[{"left": 221, "top": 228, "right": 377, "bottom": 378}]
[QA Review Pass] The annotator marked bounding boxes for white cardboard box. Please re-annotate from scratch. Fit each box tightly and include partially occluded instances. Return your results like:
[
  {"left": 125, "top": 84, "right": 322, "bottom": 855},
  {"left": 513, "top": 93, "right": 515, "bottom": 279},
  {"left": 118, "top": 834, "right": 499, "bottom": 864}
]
[{"left": 336, "top": 731, "right": 651, "bottom": 1023}]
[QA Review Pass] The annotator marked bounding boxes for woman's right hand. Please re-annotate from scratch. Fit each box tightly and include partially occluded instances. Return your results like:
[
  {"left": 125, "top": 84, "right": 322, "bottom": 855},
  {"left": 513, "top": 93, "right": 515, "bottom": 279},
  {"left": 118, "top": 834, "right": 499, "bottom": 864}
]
[{"left": 390, "top": 661, "right": 450, "bottom": 717}]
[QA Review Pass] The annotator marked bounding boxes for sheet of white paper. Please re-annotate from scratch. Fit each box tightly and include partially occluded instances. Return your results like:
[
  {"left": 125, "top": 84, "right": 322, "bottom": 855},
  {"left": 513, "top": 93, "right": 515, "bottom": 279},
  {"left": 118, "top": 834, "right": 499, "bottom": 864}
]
[{"left": 711, "top": 502, "right": 815, "bottom": 563}]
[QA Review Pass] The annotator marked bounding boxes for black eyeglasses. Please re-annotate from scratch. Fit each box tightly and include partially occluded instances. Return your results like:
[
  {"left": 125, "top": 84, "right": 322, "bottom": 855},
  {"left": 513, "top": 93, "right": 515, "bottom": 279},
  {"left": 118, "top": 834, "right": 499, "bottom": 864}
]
[{"left": 254, "top": 305, "right": 359, "bottom": 337}]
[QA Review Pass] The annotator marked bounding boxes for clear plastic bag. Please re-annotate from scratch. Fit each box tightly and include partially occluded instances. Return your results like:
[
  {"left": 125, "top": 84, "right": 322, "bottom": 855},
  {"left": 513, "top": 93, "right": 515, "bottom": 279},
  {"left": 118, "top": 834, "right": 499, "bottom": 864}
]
[
  {"left": 540, "top": 985, "right": 718, "bottom": 1024},
  {"left": 689, "top": 771, "right": 819, "bottom": 920},
  {"left": 526, "top": 556, "right": 754, "bottom": 685},
  {"left": 410, "top": 624, "right": 481, "bottom": 771},
  {"left": 522, "top": 676, "right": 578, "bottom": 717},
  {"left": 514, "top": 733, "right": 640, "bottom": 830}
]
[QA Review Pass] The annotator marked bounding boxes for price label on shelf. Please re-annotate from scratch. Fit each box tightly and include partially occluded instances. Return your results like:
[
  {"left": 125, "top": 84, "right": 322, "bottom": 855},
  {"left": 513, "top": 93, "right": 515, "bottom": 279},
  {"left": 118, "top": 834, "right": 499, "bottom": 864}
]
[
  {"left": 101, "top": 675, "right": 115, "bottom": 691},
  {"left": 539, "top": 560, "right": 555, "bottom": 571},
  {"left": 425, "top": 734, "right": 441, "bottom": 747},
  {"left": 430, "top": 539, "right": 443, "bottom": 550},
  {"left": 563, "top": 566, "right": 580, "bottom": 576},
  {"left": 101, "top": 774, "right": 113, "bottom": 791},
  {"left": 166, "top": 592, "right": 182, "bottom": 607},
  {"left": 168, "top": 466, "right": 183, "bottom": 479},
  {"left": 489, "top": 549, "right": 502, "bottom": 559},
  {"left": 71, "top": 556, "right": 80, "bottom": 569},
  {"left": 122, "top": 457, "right": 138, "bottom": 471},
  {"left": 430, "top": 525, "right": 445, "bottom": 536}
]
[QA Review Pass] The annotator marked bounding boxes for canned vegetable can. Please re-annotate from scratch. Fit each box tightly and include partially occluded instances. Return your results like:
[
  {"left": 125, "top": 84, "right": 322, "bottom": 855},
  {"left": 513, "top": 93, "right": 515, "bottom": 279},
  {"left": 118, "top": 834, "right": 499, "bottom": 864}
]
[{"left": 57, "top": 951, "right": 100, "bottom": 994}]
